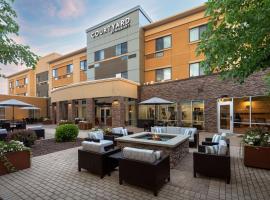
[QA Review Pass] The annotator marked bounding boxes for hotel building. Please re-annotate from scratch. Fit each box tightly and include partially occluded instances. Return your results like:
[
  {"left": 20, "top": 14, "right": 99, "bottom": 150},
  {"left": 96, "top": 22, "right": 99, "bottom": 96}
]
[{"left": 6, "top": 5, "right": 270, "bottom": 133}]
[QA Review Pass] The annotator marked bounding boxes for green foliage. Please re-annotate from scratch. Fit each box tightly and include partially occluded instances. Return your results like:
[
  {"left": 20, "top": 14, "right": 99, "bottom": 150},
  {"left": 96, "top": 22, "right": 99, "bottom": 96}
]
[
  {"left": 0, "top": 140, "right": 30, "bottom": 156},
  {"left": 55, "top": 124, "right": 79, "bottom": 142},
  {"left": 243, "top": 127, "right": 270, "bottom": 147},
  {"left": 8, "top": 130, "right": 37, "bottom": 147},
  {"left": 0, "top": 0, "right": 39, "bottom": 68},
  {"left": 58, "top": 120, "right": 74, "bottom": 126},
  {"left": 197, "top": 0, "right": 270, "bottom": 84}
]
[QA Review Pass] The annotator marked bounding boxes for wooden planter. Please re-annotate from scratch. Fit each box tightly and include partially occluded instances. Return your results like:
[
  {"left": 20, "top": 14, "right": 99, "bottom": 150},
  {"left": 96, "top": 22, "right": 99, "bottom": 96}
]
[
  {"left": 244, "top": 145, "right": 270, "bottom": 169},
  {"left": 0, "top": 151, "right": 31, "bottom": 176},
  {"left": 78, "top": 122, "right": 92, "bottom": 130},
  {"left": 43, "top": 120, "right": 53, "bottom": 125}
]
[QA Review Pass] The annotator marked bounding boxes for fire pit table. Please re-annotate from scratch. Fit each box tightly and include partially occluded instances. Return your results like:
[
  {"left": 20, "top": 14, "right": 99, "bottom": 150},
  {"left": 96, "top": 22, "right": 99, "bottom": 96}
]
[{"left": 116, "top": 132, "right": 189, "bottom": 168}]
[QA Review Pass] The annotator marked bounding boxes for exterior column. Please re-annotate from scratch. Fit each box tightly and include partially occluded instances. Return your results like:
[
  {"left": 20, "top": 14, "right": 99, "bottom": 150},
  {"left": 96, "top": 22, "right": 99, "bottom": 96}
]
[
  {"left": 86, "top": 98, "right": 95, "bottom": 126},
  {"left": 56, "top": 102, "right": 61, "bottom": 123},
  {"left": 112, "top": 97, "right": 126, "bottom": 127},
  {"left": 49, "top": 104, "right": 55, "bottom": 124},
  {"left": 67, "top": 100, "right": 75, "bottom": 121}
]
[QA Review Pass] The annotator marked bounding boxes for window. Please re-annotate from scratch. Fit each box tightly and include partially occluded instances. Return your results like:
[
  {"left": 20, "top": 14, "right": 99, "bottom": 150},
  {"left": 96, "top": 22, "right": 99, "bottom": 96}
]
[
  {"left": 9, "top": 82, "right": 13, "bottom": 88},
  {"left": 52, "top": 69, "right": 58, "bottom": 78},
  {"left": 189, "top": 24, "right": 207, "bottom": 42},
  {"left": 66, "top": 64, "right": 73, "bottom": 74},
  {"left": 80, "top": 60, "right": 87, "bottom": 71},
  {"left": 156, "top": 68, "right": 171, "bottom": 82},
  {"left": 94, "top": 50, "right": 104, "bottom": 61},
  {"left": 116, "top": 42, "right": 128, "bottom": 56},
  {"left": 0, "top": 107, "right": 5, "bottom": 119},
  {"left": 15, "top": 80, "right": 19, "bottom": 87},
  {"left": 24, "top": 77, "right": 28, "bottom": 85},
  {"left": 156, "top": 35, "right": 171, "bottom": 51},
  {"left": 189, "top": 62, "right": 205, "bottom": 77},
  {"left": 121, "top": 71, "right": 128, "bottom": 79}
]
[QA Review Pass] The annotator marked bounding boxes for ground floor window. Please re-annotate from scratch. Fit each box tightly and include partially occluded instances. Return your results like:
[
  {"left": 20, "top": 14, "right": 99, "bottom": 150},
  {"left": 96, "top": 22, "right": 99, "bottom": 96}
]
[
  {"left": 180, "top": 100, "right": 204, "bottom": 129},
  {"left": 125, "top": 98, "right": 137, "bottom": 126},
  {"left": 0, "top": 108, "right": 5, "bottom": 119}
]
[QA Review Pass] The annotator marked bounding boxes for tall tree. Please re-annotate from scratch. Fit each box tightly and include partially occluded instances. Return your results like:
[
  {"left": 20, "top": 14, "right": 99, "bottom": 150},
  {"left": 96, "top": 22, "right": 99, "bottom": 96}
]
[
  {"left": 0, "top": 0, "right": 39, "bottom": 68},
  {"left": 197, "top": 0, "right": 270, "bottom": 84}
]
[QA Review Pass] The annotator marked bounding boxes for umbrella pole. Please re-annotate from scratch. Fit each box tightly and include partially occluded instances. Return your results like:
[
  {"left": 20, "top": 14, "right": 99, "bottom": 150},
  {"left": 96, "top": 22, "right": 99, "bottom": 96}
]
[
  {"left": 155, "top": 105, "right": 157, "bottom": 126},
  {"left": 13, "top": 105, "right": 14, "bottom": 122}
]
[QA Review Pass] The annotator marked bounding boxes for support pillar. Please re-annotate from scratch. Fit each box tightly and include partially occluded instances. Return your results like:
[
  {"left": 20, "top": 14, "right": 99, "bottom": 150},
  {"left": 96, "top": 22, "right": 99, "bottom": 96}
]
[
  {"left": 86, "top": 98, "right": 95, "bottom": 126},
  {"left": 56, "top": 102, "right": 61, "bottom": 124},
  {"left": 112, "top": 97, "right": 126, "bottom": 127},
  {"left": 67, "top": 100, "right": 76, "bottom": 121}
]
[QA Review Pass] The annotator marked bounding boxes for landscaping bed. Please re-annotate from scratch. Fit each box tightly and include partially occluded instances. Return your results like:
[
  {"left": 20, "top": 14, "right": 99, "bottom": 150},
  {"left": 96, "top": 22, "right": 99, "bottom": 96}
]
[{"left": 31, "top": 138, "right": 83, "bottom": 157}]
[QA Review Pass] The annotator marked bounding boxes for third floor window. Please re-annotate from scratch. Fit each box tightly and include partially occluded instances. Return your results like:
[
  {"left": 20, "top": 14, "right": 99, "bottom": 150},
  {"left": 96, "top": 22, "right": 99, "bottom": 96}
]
[
  {"left": 115, "top": 42, "right": 128, "bottom": 56},
  {"left": 189, "top": 62, "right": 205, "bottom": 77},
  {"left": 52, "top": 69, "right": 58, "bottom": 78},
  {"left": 189, "top": 24, "right": 207, "bottom": 42},
  {"left": 156, "top": 35, "right": 171, "bottom": 51},
  {"left": 24, "top": 77, "right": 28, "bottom": 85},
  {"left": 94, "top": 50, "right": 105, "bottom": 62},
  {"left": 66, "top": 64, "right": 73, "bottom": 74},
  {"left": 80, "top": 60, "right": 87, "bottom": 71},
  {"left": 156, "top": 67, "right": 171, "bottom": 82}
]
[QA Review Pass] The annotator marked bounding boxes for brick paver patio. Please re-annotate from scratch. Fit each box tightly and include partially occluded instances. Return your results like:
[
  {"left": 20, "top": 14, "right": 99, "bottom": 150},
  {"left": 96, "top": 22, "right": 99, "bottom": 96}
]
[{"left": 0, "top": 143, "right": 269, "bottom": 200}]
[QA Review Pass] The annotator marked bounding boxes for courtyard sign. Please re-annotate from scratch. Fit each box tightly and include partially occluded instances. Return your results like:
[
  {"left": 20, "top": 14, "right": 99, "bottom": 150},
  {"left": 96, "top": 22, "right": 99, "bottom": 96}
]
[{"left": 91, "top": 17, "right": 131, "bottom": 38}]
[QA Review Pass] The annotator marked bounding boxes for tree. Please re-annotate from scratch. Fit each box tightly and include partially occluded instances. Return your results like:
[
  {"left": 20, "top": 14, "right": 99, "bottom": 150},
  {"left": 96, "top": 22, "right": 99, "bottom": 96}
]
[
  {"left": 0, "top": 0, "right": 39, "bottom": 68},
  {"left": 197, "top": 0, "right": 270, "bottom": 83}
]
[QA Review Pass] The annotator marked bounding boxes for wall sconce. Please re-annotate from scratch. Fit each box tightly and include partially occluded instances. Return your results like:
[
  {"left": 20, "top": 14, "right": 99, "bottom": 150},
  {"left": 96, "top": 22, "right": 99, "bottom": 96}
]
[{"left": 113, "top": 100, "right": 119, "bottom": 105}]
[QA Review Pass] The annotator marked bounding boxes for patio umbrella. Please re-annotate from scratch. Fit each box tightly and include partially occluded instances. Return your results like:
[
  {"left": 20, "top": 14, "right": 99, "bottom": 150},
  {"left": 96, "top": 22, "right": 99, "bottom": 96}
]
[
  {"left": 21, "top": 106, "right": 40, "bottom": 119},
  {"left": 0, "top": 99, "right": 34, "bottom": 121},
  {"left": 139, "top": 97, "right": 174, "bottom": 125}
]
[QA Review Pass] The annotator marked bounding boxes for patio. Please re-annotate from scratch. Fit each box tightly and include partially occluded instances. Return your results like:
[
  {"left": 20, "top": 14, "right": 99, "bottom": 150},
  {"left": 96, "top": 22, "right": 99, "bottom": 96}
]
[{"left": 0, "top": 129, "right": 269, "bottom": 200}]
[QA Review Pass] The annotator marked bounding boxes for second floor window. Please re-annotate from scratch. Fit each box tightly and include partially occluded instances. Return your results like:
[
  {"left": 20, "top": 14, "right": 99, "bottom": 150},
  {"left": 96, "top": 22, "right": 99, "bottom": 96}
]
[
  {"left": 156, "top": 35, "right": 171, "bottom": 51},
  {"left": 24, "top": 77, "right": 28, "bottom": 85},
  {"left": 94, "top": 50, "right": 105, "bottom": 62},
  {"left": 189, "top": 62, "right": 205, "bottom": 77},
  {"left": 52, "top": 69, "right": 58, "bottom": 78},
  {"left": 80, "top": 60, "right": 87, "bottom": 71},
  {"left": 66, "top": 64, "right": 73, "bottom": 74},
  {"left": 115, "top": 42, "right": 128, "bottom": 56},
  {"left": 15, "top": 80, "right": 19, "bottom": 87},
  {"left": 189, "top": 24, "right": 207, "bottom": 42},
  {"left": 9, "top": 82, "right": 13, "bottom": 88},
  {"left": 156, "top": 67, "right": 171, "bottom": 82}
]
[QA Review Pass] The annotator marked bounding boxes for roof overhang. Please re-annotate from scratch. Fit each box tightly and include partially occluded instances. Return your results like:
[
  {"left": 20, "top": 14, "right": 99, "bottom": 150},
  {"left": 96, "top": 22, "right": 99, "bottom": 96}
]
[{"left": 50, "top": 78, "right": 140, "bottom": 103}]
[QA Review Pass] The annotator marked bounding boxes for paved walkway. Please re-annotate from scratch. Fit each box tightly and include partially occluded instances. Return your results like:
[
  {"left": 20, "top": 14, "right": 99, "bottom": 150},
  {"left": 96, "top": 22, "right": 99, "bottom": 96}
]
[{"left": 0, "top": 145, "right": 269, "bottom": 200}]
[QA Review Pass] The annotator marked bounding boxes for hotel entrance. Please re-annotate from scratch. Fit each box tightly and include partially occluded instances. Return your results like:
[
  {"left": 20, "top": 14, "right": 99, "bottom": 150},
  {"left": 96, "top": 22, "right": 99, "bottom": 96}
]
[
  {"left": 218, "top": 101, "right": 233, "bottom": 134},
  {"left": 99, "top": 107, "right": 111, "bottom": 126}
]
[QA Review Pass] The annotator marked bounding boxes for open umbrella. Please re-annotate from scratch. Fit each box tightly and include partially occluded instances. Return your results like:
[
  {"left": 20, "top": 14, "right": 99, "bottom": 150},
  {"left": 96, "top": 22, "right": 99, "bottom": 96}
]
[
  {"left": 0, "top": 99, "right": 34, "bottom": 121},
  {"left": 21, "top": 106, "right": 40, "bottom": 119},
  {"left": 139, "top": 97, "right": 174, "bottom": 125}
]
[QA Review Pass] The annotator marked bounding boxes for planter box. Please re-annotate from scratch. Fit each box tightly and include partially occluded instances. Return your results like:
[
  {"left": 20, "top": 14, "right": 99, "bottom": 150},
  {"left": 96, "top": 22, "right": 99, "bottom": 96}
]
[
  {"left": 0, "top": 150, "right": 31, "bottom": 176},
  {"left": 78, "top": 122, "right": 92, "bottom": 130},
  {"left": 244, "top": 145, "right": 270, "bottom": 169}
]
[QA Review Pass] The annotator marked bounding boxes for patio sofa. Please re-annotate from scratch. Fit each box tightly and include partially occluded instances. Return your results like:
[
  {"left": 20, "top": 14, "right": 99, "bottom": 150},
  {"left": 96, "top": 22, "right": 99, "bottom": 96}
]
[
  {"left": 78, "top": 140, "right": 120, "bottom": 178},
  {"left": 112, "top": 127, "right": 133, "bottom": 137},
  {"left": 151, "top": 126, "right": 198, "bottom": 148},
  {"left": 119, "top": 147, "right": 170, "bottom": 196},
  {"left": 193, "top": 139, "right": 231, "bottom": 184},
  {"left": 27, "top": 126, "right": 45, "bottom": 139},
  {"left": 202, "top": 133, "right": 230, "bottom": 147}
]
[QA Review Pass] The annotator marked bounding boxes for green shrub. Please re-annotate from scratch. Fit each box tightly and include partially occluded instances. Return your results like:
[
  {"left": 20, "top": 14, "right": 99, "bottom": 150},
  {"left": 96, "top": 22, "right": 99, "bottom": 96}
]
[
  {"left": 58, "top": 120, "right": 74, "bottom": 125},
  {"left": 8, "top": 130, "right": 37, "bottom": 147},
  {"left": 55, "top": 124, "right": 79, "bottom": 142}
]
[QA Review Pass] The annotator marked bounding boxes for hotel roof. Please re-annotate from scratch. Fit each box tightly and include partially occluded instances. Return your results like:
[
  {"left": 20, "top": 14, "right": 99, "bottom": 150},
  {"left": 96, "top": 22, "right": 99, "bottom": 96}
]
[
  {"left": 6, "top": 68, "right": 32, "bottom": 78},
  {"left": 48, "top": 47, "right": 87, "bottom": 64},
  {"left": 143, "top": 4, "right": 206, "bottom": 30},
  {"left": 86, "top": 5, "right": 152, "bottom": 33}
]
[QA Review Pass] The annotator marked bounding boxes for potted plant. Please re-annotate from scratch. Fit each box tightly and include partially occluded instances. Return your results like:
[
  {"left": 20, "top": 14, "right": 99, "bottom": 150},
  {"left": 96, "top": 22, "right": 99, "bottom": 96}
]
[
  {"left": 243, "top": 127, "right": 270, "bottom": 169},
  {"left": 0, "top": 140, "right": 31, "bottom": 176}
]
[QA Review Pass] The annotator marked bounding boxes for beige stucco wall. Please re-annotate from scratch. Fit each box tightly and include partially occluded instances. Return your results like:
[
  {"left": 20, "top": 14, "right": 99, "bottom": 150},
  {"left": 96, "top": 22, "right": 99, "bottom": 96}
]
[{"left": 51, "top": 78, "right": 139, "bottom": 102}]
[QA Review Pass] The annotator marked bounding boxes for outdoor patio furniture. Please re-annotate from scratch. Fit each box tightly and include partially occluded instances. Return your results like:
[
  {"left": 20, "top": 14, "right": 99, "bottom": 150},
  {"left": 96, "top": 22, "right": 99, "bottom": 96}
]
[
  {"left": 119, "top": 147, "right": 170, "bottom": 196},
  {"left": 27, "top": 126, "right": 45, "bottom": 139},
  {"left": 78, "top": 141, "right": 121, "bottom": 178},
  {"left": 111, "top": 127, "right": 133, "bottom": 137},
  {"left": 202, "top": 133, "right": 229, "bottom": 147},
  {"left": 0, "top": 122, "right": 11, "bottom": 132},
  {"left": 0, "top": 129, "right": 8, "bottom": 140},
  {"left": 193, "top": 141, "right": 231, "bottom": 184},
  {"left": 78, "top": 121, "right": 92, "bottom": 130},
  {"left": 151, "top": 126, "right": 199, "bottom": 148}
]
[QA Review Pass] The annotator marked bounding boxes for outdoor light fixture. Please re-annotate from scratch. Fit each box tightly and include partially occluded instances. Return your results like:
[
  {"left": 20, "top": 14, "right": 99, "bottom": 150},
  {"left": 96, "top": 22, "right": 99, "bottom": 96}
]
[{"left": 113, "top": 100, "right": 119, "bottom": 105}]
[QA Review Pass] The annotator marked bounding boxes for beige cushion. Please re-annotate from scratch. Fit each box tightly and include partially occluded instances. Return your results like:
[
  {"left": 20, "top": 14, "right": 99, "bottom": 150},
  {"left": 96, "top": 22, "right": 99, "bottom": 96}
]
[
  {"left": 218, "top": 140, "right": 227, "bottom": 155},
  {"left": 123, "top": 147, "right": 161, "bottom": 163},
  {"left": 28, "top": 126, "right": 43, "bottom": 130},
  {"left": 0, "top": 129, "right": 7, "bottom": 134},
  {"left": 112, "top": 127, "right": 123, "bottom": 134},
  {"left": 82, "top": 140, "right": 113, "bottom": 153},
  {"left": 88, "top": 131, "right": 104, "bottom": 140}
]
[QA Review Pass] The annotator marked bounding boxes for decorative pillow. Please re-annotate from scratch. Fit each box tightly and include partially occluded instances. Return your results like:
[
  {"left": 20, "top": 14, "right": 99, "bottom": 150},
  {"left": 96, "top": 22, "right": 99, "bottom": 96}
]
[
  {"left": 154, "top": 150, "right": 162, "bottom": 160},
  {"left": 123, "top": 147, "right": 157, "bottom": 163},
  {"left": 82, "top": 141, "right": 104, "bottom": 153},
  {"left": 205, "top": 145, "right": 218, "bottom": 154},
  {"left": 218, "top": 140, "right": 228, "bottom": 155},
  {"left": 112, "top": 127, "right": 123, "bottom": 134},
  {"left": 221, "top": 132, "right": 228, "bottom": 140},
  {"left": 88, "top": 131, "right": 104, "bottom": 140},
  {"left": 212, "top": 134, "right": 221, "bottom": 143},
  {"left": 120, "top": 128, "right": 128, "bottom": 136}
]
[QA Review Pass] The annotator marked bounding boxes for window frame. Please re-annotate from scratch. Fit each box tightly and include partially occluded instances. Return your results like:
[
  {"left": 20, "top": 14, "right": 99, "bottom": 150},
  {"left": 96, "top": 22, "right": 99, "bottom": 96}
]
[
  {"left": 189, "top": 24, "right": 207, "bottom": 42},
  {"left": 80, "top": 60, "right": 87, "bottom": 71},
  {"left": 66, "top": 64, "right": 73, "bottom": 74},
  {"left": 155, "top": 67, "right": 172, "bottom": 82},
  {"left": 94, "top": 50, "right": 105, "bottom": 62},
  {"left": 189, "top": 62, "right": 204, "bottom": 77},
  {"left": 52, "top": 68, "right": 58, "bottom": 78},
  {"left": 155, "top": 35, "right": 172, "bottom": 52}
]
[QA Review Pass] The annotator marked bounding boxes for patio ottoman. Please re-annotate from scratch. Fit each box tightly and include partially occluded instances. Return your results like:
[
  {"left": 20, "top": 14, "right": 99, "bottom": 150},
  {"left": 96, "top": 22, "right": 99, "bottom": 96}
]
[
  {"left": 28, "top": 126, "right": 45, "bottom": 139},
  {"left": 0, "top": 129, "right": 7, "bottom": 140}
]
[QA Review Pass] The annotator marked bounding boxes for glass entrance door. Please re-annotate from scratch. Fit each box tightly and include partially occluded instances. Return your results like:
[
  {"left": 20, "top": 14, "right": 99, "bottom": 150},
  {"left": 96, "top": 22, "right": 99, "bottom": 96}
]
[
  {"left": 100, "top": 107, "right": 111, "bottom": 126},
  {"left": 218, "top": 101, "right": 233, "bottom": 133}
]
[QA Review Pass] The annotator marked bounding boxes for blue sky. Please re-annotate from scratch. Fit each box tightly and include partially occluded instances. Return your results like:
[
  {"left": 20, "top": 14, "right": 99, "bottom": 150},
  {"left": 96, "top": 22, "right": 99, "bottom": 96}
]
[{"left": 0, "top": 0, "right": 205, "bottom": 83}]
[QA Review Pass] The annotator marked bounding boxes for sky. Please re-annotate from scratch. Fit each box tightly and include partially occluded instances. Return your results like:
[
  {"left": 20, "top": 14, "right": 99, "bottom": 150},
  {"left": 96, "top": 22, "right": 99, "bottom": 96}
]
[{"left": 0, "top": 0, "right": 205, "bottom": 94}]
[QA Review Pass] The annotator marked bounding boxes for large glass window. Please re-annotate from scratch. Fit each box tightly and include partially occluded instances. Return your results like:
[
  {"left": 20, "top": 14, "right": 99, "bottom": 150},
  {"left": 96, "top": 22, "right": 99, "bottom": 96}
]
[
  {"left": 24, "top": 77, "right": 28, "bottom": 85},
  {"left": 138, "top": 105, "right": 155, "bottom": 120},
  {"left": 156, "top": 35, "right": 171, "bottom": 51},
  {"left": 157, "top": 104, "right": 177, "bottom": 126},
  {"left": 0, "top": 108, "right": 5, "bottom": 119},
  {"left": 180, "top": 100, "right": 204, "bottom": 129},
  {"left": 80, "top": 60, "right": 87, "bottom": 71},
  {"left": 189, "top": 24, "right": 207, "bottom": 42},
  {"left": 66, "top": 64, "right": 73, "bottom": 74},
  {"left": 94, "top": 50, "right": 105, "bottom": 62},
  {"left": 116, "top": 42, "right": 128, "bottom": 56},
  {"left": 15, "top": 80, "right": 19, "bottom": 87},
  {"left": 156, "top": 68, "right": 171, "bottom": 82},
  {"left": 251, "top": 96, "right": 270, "bottom": 128},
  {"left": 233, "top": 97, "right": 250, "bottom": 133},
  {"left": 52, "top": 69, "right": 58, "bottom": 78},
  {"left": 189, "top": 62, "right": 205, "bottom": 77}
]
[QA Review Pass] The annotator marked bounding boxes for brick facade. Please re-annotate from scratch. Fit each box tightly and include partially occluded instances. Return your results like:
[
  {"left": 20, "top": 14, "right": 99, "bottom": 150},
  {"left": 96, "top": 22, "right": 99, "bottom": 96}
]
[
  {"left": 86, "top": 98, "right": 95, "bottom": 126},
  {"left": 139, "top": 69, "right": 270, "bottom": 132},
  {"left": 111, "top": 96, "right": 126, "bottom": 127}
]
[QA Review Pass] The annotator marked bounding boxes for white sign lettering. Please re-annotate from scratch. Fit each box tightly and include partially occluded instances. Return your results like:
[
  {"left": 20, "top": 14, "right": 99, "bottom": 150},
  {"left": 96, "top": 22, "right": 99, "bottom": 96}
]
[{"left": 91, "top": 17, "right": 131, "bottom": 39}]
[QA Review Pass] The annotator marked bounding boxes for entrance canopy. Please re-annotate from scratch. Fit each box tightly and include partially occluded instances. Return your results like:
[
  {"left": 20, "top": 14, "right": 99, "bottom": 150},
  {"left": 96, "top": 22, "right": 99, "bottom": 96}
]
[{"left": 139, "top": 97, "right": 174, "bottom": 105}]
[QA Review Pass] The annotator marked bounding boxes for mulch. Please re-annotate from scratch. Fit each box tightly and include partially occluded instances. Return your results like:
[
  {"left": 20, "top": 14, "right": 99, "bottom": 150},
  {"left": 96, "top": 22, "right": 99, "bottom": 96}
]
[{"left": 31, "top": 138, "right": 83, "bottom": 157}]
